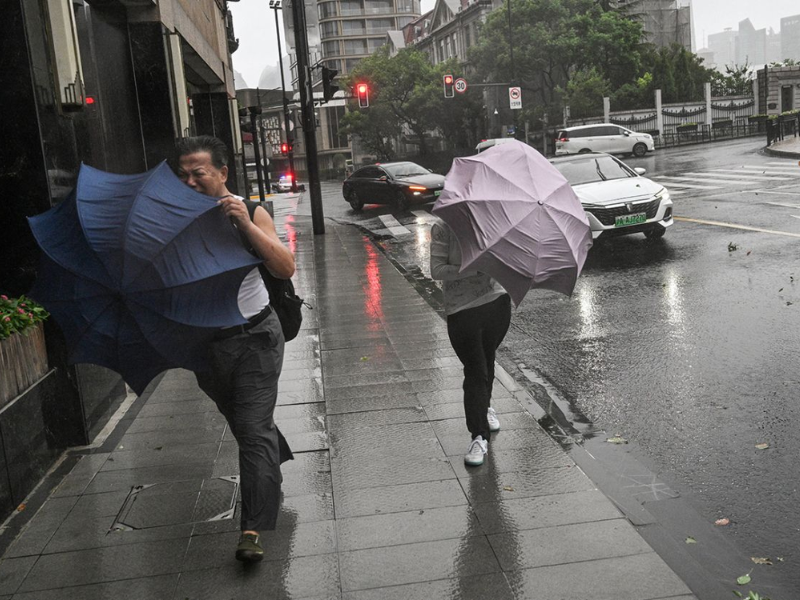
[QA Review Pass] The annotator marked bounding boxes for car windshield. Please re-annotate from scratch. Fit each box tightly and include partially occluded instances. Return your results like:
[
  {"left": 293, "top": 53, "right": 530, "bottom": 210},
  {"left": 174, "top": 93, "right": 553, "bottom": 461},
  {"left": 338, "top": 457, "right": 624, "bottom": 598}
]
[
  {"left": 382, "top": 163, "right": 429, "bottom": 178},
  {"left": 552, "top": 156, "right": 634, "bottom": 186}
]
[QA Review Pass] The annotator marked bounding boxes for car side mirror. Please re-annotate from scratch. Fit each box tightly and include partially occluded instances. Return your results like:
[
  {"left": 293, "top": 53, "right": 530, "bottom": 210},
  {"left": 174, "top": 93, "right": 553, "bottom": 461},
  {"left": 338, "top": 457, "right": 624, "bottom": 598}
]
[
  {"left": 379, "top": 175, "right": 388, "bottom": 181},
  {"left": 623, "top": 131, "right": 631, "bottom": 136},
  {"left": 634, "top": 167, "right": 646, "bottom": 176},
  {"left": 428, "top": 168, "right": 433, "bottom": 173}
]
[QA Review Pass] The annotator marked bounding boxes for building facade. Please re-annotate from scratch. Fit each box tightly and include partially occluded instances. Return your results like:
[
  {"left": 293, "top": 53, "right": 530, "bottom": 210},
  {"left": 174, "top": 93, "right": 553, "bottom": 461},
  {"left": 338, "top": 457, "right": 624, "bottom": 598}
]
[
  {"left": 781, "top": 14, "right": 800, "bottom": 62},
  {"left": 1, "top": 0, "right": 240, "bottom": 521},
  {"left": 614, "top": 0, "right": 693, "bottom": 51}
]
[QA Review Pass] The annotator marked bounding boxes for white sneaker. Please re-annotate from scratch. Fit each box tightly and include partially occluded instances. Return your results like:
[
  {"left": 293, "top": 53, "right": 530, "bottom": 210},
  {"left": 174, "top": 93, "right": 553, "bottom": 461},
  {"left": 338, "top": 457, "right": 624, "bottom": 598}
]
[
  {"left": 487, "top": 407, "right": 500, "bottom": 432},
  {"left": 464, "top": 436, "right": 488, "bottom": 466}
]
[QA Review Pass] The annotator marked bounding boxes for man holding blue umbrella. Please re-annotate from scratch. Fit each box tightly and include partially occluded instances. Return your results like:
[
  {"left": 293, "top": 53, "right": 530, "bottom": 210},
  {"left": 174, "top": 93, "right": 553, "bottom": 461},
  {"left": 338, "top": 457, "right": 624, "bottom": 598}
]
[{"left": 176, "top": 136, "right": 296, "bottom": 563}]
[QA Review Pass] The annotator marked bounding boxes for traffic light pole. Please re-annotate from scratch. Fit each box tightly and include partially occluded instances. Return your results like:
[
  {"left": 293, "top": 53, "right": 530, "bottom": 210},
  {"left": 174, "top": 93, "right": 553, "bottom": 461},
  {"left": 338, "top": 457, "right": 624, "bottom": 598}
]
[
  {"left": 289, "top": 0, "right": 325, "bottom": 234},
  {"left": 273, "top": 6, "right": 298, "bottom": 193},
  {"left": 248, "top": 107, "right": 266, "bottom": 203}
]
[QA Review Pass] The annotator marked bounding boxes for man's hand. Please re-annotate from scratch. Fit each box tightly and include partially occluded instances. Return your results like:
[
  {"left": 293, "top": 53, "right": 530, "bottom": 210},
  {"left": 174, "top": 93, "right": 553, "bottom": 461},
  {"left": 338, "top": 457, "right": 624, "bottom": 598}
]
[{"left": 218, "top": 196, "right": 253, "bottom": 231}]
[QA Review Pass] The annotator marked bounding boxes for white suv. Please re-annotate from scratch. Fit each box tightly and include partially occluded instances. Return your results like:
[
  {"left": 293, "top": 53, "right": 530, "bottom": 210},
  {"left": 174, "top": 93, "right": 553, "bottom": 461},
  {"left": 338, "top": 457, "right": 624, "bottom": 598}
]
[{"left": 555, "top": 124, "right": 654, "bottom": 157}]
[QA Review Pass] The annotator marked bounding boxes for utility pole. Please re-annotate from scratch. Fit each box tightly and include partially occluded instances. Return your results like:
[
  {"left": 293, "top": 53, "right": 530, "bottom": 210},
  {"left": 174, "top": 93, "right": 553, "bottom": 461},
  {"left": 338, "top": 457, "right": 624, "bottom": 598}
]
[
  {"left": 248, "top": 106, "right": 266, "bottom": 202},
  {"left": 271, "top": 2, "right": 298, "bottom": 193},
  {"left": 288, "top": 0, "right": 325, "bottom": 234},
  {"left": 256, "top": 88, "right": 271, "bottom": 192}
]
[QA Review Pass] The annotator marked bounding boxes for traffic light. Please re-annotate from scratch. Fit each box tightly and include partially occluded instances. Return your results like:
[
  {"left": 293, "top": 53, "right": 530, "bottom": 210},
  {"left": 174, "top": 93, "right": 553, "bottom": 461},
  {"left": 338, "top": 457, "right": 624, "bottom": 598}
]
[
  {"left": 321, "top": 66, "right": 339, "bottom": 103},
  {"left": 280, "top": 142, "right": 292, "bottom": 155},
  {"left": 443, "top": 74, "right": 454, "bottom": 98},
  {"left": 356, "top": 83, "right": 369, "bottom": 108}
]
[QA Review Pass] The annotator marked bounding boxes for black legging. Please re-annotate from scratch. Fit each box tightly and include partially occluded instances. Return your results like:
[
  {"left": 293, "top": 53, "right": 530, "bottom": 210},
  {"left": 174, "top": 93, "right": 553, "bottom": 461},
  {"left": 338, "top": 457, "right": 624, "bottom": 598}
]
[{"left": 446, "top": 294, "right": 512, "bottom": 441}]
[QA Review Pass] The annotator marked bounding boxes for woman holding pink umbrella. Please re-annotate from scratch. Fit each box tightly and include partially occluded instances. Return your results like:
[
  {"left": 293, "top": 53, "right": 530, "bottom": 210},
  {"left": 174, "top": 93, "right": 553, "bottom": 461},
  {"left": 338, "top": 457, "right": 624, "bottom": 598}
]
[{"left": 430, "top": 219, "right": 511, "bottom": 466}]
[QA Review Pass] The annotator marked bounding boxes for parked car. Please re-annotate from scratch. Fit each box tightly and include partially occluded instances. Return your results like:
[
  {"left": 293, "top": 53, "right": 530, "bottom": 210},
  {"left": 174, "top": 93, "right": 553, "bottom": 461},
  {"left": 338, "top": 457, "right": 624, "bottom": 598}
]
[
  {"left": 550, "top": 153, "right": 673, "bottom": 240},
  {"left": 475, "top": 138, "right": 517, "bottom": 153},
  {"left": 342, "top": 162, "right": 445, "bottom": 212},
  {"left": 555, "top": 124, "right": 655, "bottom": 157}
]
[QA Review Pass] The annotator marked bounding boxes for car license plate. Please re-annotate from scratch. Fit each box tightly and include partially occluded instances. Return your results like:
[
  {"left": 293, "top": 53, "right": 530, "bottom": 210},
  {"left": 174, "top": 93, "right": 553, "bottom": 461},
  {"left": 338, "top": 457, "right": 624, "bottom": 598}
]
[
  {"left": 434, "top": 190, "right": 442, "bottom": 197},
  {"left": 615, "top": 213, "right": 646, "bottom": 227}
]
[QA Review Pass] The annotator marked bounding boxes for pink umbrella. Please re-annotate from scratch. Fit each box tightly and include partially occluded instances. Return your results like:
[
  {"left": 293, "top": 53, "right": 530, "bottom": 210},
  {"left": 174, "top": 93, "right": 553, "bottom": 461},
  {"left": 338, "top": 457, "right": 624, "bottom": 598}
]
[{"left": 432, "top": 140, "right": 592, "bottom": 306}]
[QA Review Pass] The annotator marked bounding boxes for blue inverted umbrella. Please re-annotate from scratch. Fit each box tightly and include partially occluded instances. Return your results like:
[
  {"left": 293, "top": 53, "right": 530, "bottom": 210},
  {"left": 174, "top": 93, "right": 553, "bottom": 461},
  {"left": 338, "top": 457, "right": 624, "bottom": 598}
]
[{"left": 28, "top": 161, "right": 262, "bottom": 394}]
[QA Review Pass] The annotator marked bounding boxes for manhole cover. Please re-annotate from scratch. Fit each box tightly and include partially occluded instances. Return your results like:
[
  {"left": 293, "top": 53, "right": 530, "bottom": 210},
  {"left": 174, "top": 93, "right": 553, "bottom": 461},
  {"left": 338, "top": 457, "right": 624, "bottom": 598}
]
[{"left": 112, "top": 476, "right": 239, "bottom": 531}]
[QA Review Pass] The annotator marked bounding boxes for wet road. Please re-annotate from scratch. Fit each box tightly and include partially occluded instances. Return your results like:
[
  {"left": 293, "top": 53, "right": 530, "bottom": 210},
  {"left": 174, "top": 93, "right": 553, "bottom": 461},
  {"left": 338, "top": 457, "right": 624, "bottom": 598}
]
[{"left": 317, "top": 138, "right": 800, "bottom": 593}]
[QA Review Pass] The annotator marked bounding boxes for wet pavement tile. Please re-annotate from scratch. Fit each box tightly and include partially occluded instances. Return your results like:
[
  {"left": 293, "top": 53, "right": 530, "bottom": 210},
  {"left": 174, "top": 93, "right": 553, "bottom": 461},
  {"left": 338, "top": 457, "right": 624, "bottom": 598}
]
[
  {"left": 115, "top": 427, "right": 225, "bottom": 451},
  {"left": 396, "top": 347, "right": 458, "bottom": 361},
  {"left": 331, "top": 456, "right": 456, "bottom": 495},
  {"left": 43, "top": 515, "right": 193, "bottom": 554},
  {"left": 279, "top": 385, "right": 325, "bottom": 405},
  {"left": 411, "top": 377, "right": 465, "bottom": 394},
  {"left": 100, "top": 442, "right": 221, "bottom": 471},
  {"left": 423, "top": 396, "right": 522, "bottom": 421},
  {"left": 183, "top": 520, "right": 336, "bottom": 569},
  {"left": 333, "top": 479, "right": 467, "bottom": 519},
  {"left": 326, "top": 392, "right": 420, "bottom": 415},
  {"left": 286, "top": 431, "right": 328, "bottom": 452},
  {"left": 459, "top": 466, "right": 595, "bottom": 504},
  {"left": 404, "top": 366, "right": 464, "bottom": 382},
  {"left": 124, "top": 412, "right": 227, "bottom": 435},
  {"left": 4, "top": 496, "right": 79, "bottom": 558},
  {"left": 68, "top": 490, "right": 135, "bottom": 520},
  {"left": 323, "top": 372, "right": 410, "bottom": 389},
  {"left": 339, "top": 536, "right": 501, "bottom": 592},
  {"left": 488, "top": 518, "right": 650, "bottom": 571},
  {"left": 11, "top": 574, "right": 179, "bottom": 600},
  {"left": 171, "top": 548, "right": 341, "bottom": 600},
  {"left": 402, "top": 358, "right": 463, "bottom": 372},
  {"left": 136, "top": 399, "right": 216, "bottom": 418},
  {"left": 504, "top": 552, "right": 692, "bottom": 600},
  {"left": 319, "top": 333, "right": 391, "bottom": 351},
  {"left": 447, "top": 445, "right": 576, "bottom": 479},
  {"left": 322, "top": 358, "right": 406, "bottom": 378},
  {"left": 327, "top": 407, "right": 427, "bottom": 428},
  {"left": 281, "top": 467, "right": 333, "bottom": 498},
  {"left": 336, "top": 505, "right": 481, "bottom": 552},
  {"left": 340, "top": 571, "right": 514, "bottom": 600},
  {"left": 81, "top": 464, "right": 214, "bottom": 495},
  {"left": 0, "top": 556, "right": 37, "bottom": 594},
  {"left": 275, "top": 402, "right": 326, "bottom": 422},
  {"left": 324, "top": 380, "right": 416, "bottom": 401},
  {"left": 329, "top": 421, "right": 442, "bottom": 459},
  {"left": 472, "top": 490, "right": 624, "bottom": 535},
  {"left": 392, "top": 338, "right": 454, "bottom": 354},
  {"left": 279, "top": 378, "right": 324, "bottom": 397},
  {"left": 280, "top": 366, "right": 322, "bottom": 382},
  {"left": 276, "top": 414, "right": 325, "bottom": 435},
  {"left": 438, "top": 424, "right": 554, "bottom": 457},
  {"left": 16, "top": 538, "right": 188, "bottom": 592}
]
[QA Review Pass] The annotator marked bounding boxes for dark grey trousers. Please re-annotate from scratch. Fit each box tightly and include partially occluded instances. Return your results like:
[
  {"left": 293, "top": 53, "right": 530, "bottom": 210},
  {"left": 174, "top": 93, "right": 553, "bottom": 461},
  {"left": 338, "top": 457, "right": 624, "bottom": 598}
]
[{"left": 195, "top": 311, "right": 293, "bottom": 532}]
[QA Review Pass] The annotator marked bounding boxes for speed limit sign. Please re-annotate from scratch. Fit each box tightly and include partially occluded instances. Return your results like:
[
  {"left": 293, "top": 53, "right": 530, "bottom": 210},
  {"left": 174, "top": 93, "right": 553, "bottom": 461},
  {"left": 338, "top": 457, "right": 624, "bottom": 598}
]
[{"left": 454, "top": 78, "right": 468, "bottom": 94}]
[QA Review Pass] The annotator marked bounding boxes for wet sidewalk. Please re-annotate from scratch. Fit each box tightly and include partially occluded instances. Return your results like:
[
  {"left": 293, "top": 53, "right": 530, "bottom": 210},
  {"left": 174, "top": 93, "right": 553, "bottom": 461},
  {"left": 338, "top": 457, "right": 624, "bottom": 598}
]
[
  {"left": 766, "top": 135, "right": 800, "bottom": 158},
  {"left": 0, "top": 195, "right": 695, "bottom": 599}
]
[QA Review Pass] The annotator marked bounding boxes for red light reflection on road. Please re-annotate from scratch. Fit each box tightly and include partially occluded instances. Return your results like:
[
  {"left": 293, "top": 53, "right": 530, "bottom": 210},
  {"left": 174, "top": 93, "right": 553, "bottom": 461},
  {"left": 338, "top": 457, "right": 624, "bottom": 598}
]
[
  {"left": 364, "top": 241, "right": 383, "bottom": 324},
  {"left": 284, "top": 214, "right": 297, "bottom": 254}
]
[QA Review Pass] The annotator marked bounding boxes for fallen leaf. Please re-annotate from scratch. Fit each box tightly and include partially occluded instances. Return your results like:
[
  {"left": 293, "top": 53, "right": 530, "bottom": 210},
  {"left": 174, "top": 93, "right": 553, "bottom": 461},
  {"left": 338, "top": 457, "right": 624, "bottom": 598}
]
[
  {"left": 779, "top": 288, "right": 784, "bottom": 292},
  {"left": 787, "top": 301, "right": 794, "bottom": 306},
  {"left": 736, "top": 574, "right": 751, "bottom": 585},
  {"left": 154, "top": 446, "right": 163, "bottom": 451},
  {"left": 685, "top": 536, "right": 697, "bottom": 544},
  {"left": 777, "top": 557, "right": 785, "bottom": 562},
  {"left": 715, "top": 517, "right": 731, "bottom": 526},
  {"left": 606, "top": 435, "right": 628, "bottom": 444},
  {"left": 360, "top": 356, "right": 370, "bottom": 361},
  {"left": 503, "top": 486, "right": 515, "bottom": 492},
  {"left": 728, "top": 242, "right": 738, "bottom": 252},
  {"left": 746, "top": 250, "right": 751, "bottom": 256},
  {"left": 751, "top": 557, "right": 773, "bottom": 565},
  {"left": 755, "top": 443, "right": 769, "bottom": 450},
  {"left": 16, "top": 503, "right": 25, "bottom": 512}
]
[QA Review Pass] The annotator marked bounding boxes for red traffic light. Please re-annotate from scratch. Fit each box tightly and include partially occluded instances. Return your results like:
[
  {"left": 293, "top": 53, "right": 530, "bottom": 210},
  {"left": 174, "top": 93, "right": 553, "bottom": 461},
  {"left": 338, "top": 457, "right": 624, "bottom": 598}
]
[
  {"left": 443, "top": 74, "right": 455, "bottom": 98},
  {"left": 356, "top": 83, "right": 369, "bottom": 108},
  {"left": 280, "top": 143, "right": 292, "bottom": 155}
]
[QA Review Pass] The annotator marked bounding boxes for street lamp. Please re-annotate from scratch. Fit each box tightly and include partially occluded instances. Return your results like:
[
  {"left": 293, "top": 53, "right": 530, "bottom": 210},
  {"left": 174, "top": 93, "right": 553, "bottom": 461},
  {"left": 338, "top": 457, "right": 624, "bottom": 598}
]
[{"left": 269, "top": 0, "right": 298, "bottom": 193}]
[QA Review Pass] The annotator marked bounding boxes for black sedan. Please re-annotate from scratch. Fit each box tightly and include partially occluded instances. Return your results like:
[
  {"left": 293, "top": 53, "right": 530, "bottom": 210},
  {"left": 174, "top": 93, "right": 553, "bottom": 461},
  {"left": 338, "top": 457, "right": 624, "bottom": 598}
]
[{"left": 342, "top": 162, "right": 445, "bottom": 212}]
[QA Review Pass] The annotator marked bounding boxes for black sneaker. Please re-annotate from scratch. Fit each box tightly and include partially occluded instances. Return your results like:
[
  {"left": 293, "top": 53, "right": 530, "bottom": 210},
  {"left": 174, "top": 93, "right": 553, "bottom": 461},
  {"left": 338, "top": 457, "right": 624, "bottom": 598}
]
[{"left": 235, "top": 532, "right": 264, "bottom": 563}]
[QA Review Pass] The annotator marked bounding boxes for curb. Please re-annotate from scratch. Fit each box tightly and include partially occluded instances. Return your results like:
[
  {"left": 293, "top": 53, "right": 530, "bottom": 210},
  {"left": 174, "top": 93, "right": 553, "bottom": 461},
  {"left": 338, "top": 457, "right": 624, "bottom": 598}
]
[{"left": 763, "top": 144, "right": 800, "bottom": 159}]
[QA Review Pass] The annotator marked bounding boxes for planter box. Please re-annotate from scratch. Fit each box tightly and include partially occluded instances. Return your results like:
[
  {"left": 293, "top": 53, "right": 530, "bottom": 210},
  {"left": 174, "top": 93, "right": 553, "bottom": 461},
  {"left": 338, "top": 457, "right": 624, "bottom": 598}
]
[
  {"left": 0, "top": 324, "right": 48, "bottom": 408},
  {"left": 676, "top": 124, "right": 698, "bottom": 132},
  {"left": 712, "top": 120, "right": 733, "bottom": 129}
]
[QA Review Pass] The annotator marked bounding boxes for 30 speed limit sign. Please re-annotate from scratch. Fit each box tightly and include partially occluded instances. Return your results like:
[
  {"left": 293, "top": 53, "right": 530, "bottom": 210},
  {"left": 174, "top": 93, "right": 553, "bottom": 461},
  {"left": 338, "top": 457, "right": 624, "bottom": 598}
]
[
  {"left": 509, "top": 86, "right": 522, "bottom": 109},
  {"left": 454, "top": 78, "right": 468, "bottom": 94}
]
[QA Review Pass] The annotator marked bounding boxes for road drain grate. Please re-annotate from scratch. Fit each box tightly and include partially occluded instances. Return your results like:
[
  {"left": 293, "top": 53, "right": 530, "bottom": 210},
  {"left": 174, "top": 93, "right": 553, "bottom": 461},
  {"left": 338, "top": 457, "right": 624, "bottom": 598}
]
[{"left": 112, "top": 476, "right": 239, "bottom": 531}]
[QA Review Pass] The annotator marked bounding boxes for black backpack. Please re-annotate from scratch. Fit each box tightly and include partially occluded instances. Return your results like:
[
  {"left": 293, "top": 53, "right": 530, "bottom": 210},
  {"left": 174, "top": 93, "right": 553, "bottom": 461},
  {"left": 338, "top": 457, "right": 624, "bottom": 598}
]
[{"left": 240, "top": 200, "right": 308, "bottom": 341}]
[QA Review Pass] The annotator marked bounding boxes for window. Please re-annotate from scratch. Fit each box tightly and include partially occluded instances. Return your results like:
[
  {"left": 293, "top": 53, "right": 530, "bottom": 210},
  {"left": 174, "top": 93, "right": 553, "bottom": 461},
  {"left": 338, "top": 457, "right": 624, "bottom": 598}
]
[
  {"left": 345, "top": 58, "right": 362, "bottom": 72},
  {"left": 366, "top": 18, "right": 393, "bottom": 32},
  {"left": 356, "top": 167, "right": 383, "bottom": 178},
  {"left": 597, "top": 126, "right": 620, "bottom": 136},
  {"left": 367, "top": 38, "right": 385, "bottom": 52},
  {"left": 342, "top": 19, "right": 366, "bottom": 35},
  {"left": 553, "top": 156, "right": 634, "bottom": 186},
  {"left": 366, "top": 0, "right": 392, "bottom": 14},
  {"left": 320, "top": 22, "right": 338, "bottom": 37},
  {"left": 46, "top": 0, "right": 85, "bottom": 109},
  {"left": 323, "top": 41, "right": 340, "bottom": 57},
  {"left": 326, "top": 106, "right": 349, "bottom": 149},
  {"left": 396, "top": 16, "right": 413, "bottom": 28},
  {"left": 340, "top": 0, "right": 362, "bottom": 16},
  {"left": 345, "top": 39, "right": 368, "bottom": 54},
  {"left": 318, "top": 1, "right": 338, "bottom": 18}
]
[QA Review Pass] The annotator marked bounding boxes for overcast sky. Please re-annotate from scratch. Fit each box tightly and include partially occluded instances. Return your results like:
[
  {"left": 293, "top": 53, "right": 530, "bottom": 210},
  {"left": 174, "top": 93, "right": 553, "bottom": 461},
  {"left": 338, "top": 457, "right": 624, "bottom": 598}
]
[{"left": 229, "top": 0, "right": 800, "bottom": 88}]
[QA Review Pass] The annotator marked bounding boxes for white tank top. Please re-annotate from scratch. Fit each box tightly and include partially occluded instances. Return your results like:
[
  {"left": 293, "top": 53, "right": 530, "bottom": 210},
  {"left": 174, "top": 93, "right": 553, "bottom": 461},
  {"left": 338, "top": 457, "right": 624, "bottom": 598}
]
[{"left": 233, "top": 196, "right": 270, "bottom": 319}]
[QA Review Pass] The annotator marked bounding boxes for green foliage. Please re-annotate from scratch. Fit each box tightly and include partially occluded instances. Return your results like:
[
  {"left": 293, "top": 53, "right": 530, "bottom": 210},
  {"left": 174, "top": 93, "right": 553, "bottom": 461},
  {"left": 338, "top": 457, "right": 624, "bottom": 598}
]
[
  {"left": 341, "top": 47, "right": 484, "bottom": 156},
  {"left": 0, "top": 295, "right": 49, "bottom": 341},
  {"left": 710, "top": 63, "right": 753, "bottom": 96},
  {"left": 768, "top": 58, "right": 798, "bottom": 67},
  {"left": 561, "top": 67, "right": 611, "bottom": 118}
]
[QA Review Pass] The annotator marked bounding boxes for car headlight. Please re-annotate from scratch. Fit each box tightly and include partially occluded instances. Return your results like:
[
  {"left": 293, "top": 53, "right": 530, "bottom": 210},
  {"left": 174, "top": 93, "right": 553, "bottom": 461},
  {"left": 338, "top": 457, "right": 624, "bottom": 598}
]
[{"left": 655, "top": 188, "right": 670, "bottom": 202}]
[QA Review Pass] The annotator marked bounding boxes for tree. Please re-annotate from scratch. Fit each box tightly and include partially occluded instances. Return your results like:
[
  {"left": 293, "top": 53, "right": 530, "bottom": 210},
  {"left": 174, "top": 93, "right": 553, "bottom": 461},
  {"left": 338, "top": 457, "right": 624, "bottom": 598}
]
[
  {"left": 469, "top": 0, "right": 646, "bottom": 125},
  {"left": 561, "top": 67, "right": 611, "bottom": 118},
  {"left": 709, "top": 62, "right": 753, "bottom": 97}
]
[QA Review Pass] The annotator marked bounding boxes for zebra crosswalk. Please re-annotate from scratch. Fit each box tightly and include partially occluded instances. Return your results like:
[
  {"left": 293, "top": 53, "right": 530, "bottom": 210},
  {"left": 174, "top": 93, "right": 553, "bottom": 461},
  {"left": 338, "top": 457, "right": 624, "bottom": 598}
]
[{"left": 655, "top": 162, "right": 800, "bottom": 195}]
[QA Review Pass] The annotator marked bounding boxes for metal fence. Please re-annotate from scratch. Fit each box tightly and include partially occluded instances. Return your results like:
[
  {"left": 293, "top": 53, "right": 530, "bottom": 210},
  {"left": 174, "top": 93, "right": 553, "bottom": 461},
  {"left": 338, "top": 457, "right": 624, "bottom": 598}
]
[
  {"left": 655, "top": 123, "right": 763, "bottom": 149},
  {"left": 766, "top": 114, "right": 800, "bottom": 146}
]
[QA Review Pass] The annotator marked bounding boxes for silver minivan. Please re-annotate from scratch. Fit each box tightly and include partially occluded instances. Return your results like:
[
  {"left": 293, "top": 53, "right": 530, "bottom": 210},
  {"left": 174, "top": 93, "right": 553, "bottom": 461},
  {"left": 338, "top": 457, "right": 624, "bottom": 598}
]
[{"left": 555, "top": 124, "right": 654, "bottom": 157}]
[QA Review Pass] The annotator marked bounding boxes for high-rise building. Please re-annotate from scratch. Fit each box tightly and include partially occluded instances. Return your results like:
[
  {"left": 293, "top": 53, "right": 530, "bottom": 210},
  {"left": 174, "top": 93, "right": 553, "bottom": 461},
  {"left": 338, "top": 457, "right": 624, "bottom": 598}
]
[
  {"left": 707, "top": 28, "right": 737, "bottom": 69},
  {"left": 613, "top": 0, "right": 693, "bottom": 51},
  {"left": 736, "top": 18, "right": 766, "bottom": 65},
  {"left": 782, "top": 14, "right": 800, "bottom": 62}
]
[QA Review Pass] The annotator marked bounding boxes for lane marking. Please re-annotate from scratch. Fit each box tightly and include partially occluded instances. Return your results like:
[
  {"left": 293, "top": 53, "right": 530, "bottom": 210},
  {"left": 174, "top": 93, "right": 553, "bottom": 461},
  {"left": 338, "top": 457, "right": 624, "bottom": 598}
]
[
  {"left": 703, "top": 170, "right": 790, "bottom": 181},
  {"left": 765, "top": 202, "right": 800, "bottom": 209},
  {"left": 659, "top": 175, "right": 762, "bottom": 185},
  {"left": 654, "top": 179, "right": 721, "bottom": 190},
  {"left": 739, "top": 166, "right": 800, "bottom": 175},
  {"left": 767, "top": 161, "right": 800, "bottom": 166},
  {"left": 674, "top": 216, "right": 800, "bottom": 238},
  {"left": 755, "top": 190, "right": 800, "bottom": 196},
  {"left": 378, "top": 214, "right": 413, "bottom": 236}
]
